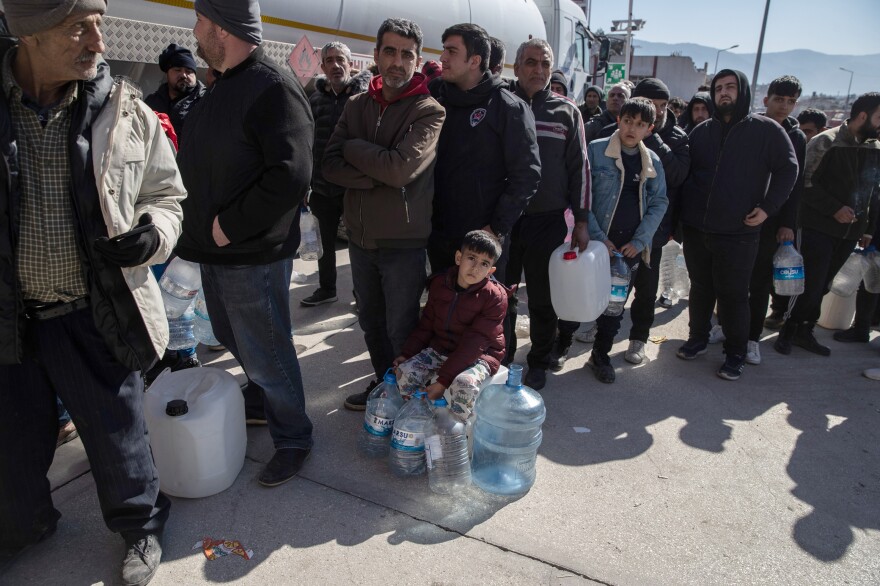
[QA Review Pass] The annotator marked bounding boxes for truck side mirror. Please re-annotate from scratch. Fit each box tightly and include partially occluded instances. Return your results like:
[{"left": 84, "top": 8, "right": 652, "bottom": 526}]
[{"left": 599, "top": 39, "right": 610, "bottom": 62}]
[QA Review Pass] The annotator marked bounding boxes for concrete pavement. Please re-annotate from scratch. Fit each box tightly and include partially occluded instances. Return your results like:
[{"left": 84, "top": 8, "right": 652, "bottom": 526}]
[{"left": 4, "top": 245, "right": 880, "bottom": 585}]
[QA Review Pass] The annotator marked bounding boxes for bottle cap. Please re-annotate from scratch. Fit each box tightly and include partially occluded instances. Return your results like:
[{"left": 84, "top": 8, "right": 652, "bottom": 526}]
[
  {"left": 782, "top": 240, "right": 793, "bottom": 245},
  {"left": 432, "top": 398, "right": 448, "bottom": 407},
  {"left": 383, "top": 369, "right": 397, "bottom": 386},
  {"left": 166, "top": 399, "right": 189, "bottom": 417},
  {"left": 562, "top": 251, "right": 577, "bottom": 260}
]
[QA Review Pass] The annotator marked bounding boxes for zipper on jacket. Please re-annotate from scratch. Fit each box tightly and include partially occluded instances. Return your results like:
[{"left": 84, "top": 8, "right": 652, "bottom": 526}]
[
  {"left": 373, "top": 109, "right": 384, "bottom": 143},
  {"left": 444, "top": 291, "right": 460, "bottom": 335},
  {"left": 359, "top": 191, "right": 365, "bottom": 248},
  {"left": 702, "top": 120, "right": 743, "bottom": 229},
  {"left": 401, "top": 187, "right": 410, "bottom": 223}
]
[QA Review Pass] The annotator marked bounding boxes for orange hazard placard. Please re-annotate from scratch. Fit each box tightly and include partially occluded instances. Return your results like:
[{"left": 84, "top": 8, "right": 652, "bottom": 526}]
[{"left": 288, "top": 35, "right": 321, "bottom": 80}]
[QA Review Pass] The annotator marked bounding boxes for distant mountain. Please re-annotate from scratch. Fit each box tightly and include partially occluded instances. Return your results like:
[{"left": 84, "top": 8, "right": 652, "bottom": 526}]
[{"left": 633, "top": 41, "right": 878, "bottom": 96}]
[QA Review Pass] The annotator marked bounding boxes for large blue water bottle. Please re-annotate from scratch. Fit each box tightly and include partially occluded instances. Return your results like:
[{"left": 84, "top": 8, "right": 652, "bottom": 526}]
[
  {"left": 358, "top": 370, "right": 404, "bottom": 457},
  {"left": 388, "top": 391, "right": 432, "bottom": 476},
  {"left": 470, "top": 364, "right": 546, "bottom": 496}
]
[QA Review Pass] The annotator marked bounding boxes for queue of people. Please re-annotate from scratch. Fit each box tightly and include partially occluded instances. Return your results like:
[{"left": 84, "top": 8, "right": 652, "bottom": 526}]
[{"left": 1, "top": 1, "right": 878, "bottom": 585}]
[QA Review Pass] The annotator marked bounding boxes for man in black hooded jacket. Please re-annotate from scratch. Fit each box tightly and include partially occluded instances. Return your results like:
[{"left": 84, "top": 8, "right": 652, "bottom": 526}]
[
  {"left": 144, "top": 43, "right": 206, "bottom": 137},
  {"left": 676, "top": 69, "right": 798, "bottom": 381},
  {"left": 428, "top": 23, "right": 541, "bottom": 282},
  {"left": 680, "top": 91, "right": 712, "bottom": 133}
]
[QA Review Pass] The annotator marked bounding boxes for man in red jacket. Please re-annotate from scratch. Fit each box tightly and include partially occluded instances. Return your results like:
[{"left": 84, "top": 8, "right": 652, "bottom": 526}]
[{"left": 393, "top": 231, "right": 508, "bottom": 421}]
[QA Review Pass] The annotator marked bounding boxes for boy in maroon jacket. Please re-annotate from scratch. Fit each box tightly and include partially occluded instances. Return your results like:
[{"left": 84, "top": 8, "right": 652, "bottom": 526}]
[{"left": 393, "top": 231, "right": 508, "bottom": 420}]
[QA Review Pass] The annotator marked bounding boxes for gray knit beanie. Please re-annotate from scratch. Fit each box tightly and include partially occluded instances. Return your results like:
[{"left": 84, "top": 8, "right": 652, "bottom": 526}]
[
  {"left": 4, "top": 0, "right": 106, "bottom": 37},
  {"left": 194, "top": 0, "right": 262, "bottom": 45}
]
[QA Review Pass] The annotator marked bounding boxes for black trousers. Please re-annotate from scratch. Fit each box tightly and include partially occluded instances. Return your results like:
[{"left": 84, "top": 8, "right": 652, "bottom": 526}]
[
  {"left": 682, "top": 225, "right": 760, "bottom": 357},
  {"left": 594, "top": 228, "right": 640, "bottom": 356},
  {"left": 850, "top": 282, "right": 880, "bottom": 332},
  {"left": 309, "top": 191, "right": 345, "bottom": 293},
  {"left": 503, "top": 212, "right": 568, "bottom": 369},
  {"left": 628, "top": 243, "right": 662, "bottom": 343},
  {"left": 0, "top": 308, "right": 170, "bottom": 550},
  {"left": 788, "top": 227, "right": 858, "bottom": 324},
  {"left": 748, "top": 222, "right": 790, "bottom": 340}
]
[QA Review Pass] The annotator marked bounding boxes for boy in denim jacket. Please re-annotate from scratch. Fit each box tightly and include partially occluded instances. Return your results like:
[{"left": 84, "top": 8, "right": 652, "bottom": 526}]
[{"left": 586, "top": 98, "right": 668, "bottom": 383}]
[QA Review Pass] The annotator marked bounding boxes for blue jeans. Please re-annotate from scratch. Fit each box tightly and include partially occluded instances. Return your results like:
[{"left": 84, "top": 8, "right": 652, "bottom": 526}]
[
  {"left": 349, "top": 243, "right": 426, "bottom": 380},
  {"left": 200, "top": 259, "right": 313, "bottom": 450}
]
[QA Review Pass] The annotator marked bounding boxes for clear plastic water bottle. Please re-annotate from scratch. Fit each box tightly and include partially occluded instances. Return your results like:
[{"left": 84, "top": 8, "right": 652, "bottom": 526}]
[
  {"left": 673, "top": 251, "right": 690, "bottom": 297},
  {"left": 425, "top": 401, "right": 471, "bottom": 495},
  {"left": 830, "top": 251, "right": 869, "bottom": 297},
  {"left": 167, "top": 303, "right": 197, "bottom": 351},
  {"left": 659, "top": 241, "right": 680, "bottom": 302},
  {"left": 604, "top": 252, "right": 630, "bottom": 317},
  {"left": 471, "top": 364, "right": 546, "bottom": 496},
  {"left": 864, "top": 246, "right": 880, "bottom": 294},
  {"left": 773, "top": 241, "right": 805, "bottom": 296},
  {"left": 297, "top": 207, "right": 323, "bottom": 261},
  {"left": 388, "top": 391, "right": 432, "bottom": 477},
  {"left": 358, "top": 371, "right": 404, "bottom": 458},
  {"left": 159, "top": 258, "right": 202, "bottom": 318},
  {"left": 192, "top": 289, "right": 220, "bottom": 347}
]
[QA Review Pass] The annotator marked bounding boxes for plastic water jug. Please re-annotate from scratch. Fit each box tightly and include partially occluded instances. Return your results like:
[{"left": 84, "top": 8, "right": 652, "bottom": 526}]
[
  {"left": 674, "top": 250, "right": 690, "bottom": 297},
  {"left": 471, "top": 364, "right": 546, "bottom": 496},
  {"left": 773, "top": 241, "right": 805, "bottom": 296},
  {"left": 143, "top": 367, "right": 246, "bottom": 498},
  {"left": 159, "top": 257, "right": 202, "bottom": 318},
  {"left": 604, "top": 252, "right": 631, "bottom": 317},
  {"left": 830, "top": 251, "right": 868, "bottom": 297},
  {"left": 864, "top": 246, "right": 880, "bottom": 293},
  {"left": 192, "top": 289, "right": 220, "bottom": 347},
  {"left": 818, "top": 291, "right": 857, "bottom": 331},
  {"left": 548, "top": 240, "right": 610, "bottom": 322},
  {"left": 388, "top": 391, "right": 432, "bottom": 477},
  {"left": 297, "top": 206, "right": 323, "bottom": 261},
  {"left": 167, "top": 303, "right": 197, "bottom": 351},
  {"left": 358, "top": 370, "right": 404, "bottom": 458},
  {"left": 425, "top": 403, "right": 471, "bottom": 495}
]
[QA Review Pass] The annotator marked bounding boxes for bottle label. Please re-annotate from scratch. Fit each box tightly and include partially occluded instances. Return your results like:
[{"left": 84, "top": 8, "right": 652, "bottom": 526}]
[
  {"left": 774, "top": 266, "right": 804, "bottom": 280},
  {"left": 610, "top": 284, "right": 628, "bottom": 302},
  {"left": 363, "top": 413, "right": 393, "bottom": 437},
  {"left": 390, "top": 428, "right": 425, "bottom": 451},
  {"left": 424, "top": 435, "right": 442, "bottom": 468}
]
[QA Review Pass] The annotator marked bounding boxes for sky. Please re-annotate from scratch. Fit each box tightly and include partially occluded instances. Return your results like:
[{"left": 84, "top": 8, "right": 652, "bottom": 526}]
[{"left": 587, "top": 0, "right": 880, "bottom": 55}]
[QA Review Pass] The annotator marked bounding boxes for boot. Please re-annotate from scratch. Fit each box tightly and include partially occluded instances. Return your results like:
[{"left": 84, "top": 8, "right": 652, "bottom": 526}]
[
  {"left": 833, "top": 326, "right": 870, "bottom": 343},
  {"left": 774, "top": 320, "right": 796, "bottom": 355},
  {"left": 793, "top": 322, "right": 831, "bottom": 356}
]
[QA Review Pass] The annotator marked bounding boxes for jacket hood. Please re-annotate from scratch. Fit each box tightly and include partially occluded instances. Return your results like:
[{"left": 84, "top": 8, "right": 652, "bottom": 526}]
[
  {"left": 440, "top": 71, "right": 506, "bottom": 107},
  {"left": 368, "top": 71, "right": 429, "bottom": 108},
  {"left": 550, "top": 70, "right": 568, "bottom": 96},
  {"left": 680, "top": 91, "right": 713, "bottom": 127},
  {"left": 315, "top": 69, "right": 372, "bottom": 95},
  {"left": 711, "top": 69, "right": 751, "bottom": 125}
]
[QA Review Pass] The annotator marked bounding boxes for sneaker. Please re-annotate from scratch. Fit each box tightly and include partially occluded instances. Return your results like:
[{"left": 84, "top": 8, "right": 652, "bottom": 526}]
[
  {"left": 745, "top": 340, "right": 761, "bottom": 365},
  {"left": 658, "top": 293, "right": 674, "bottom": 308},
  {"left": 121, "top": 534, "right": 162, "bottom": 586},
  {"left": 344, "top": 379, "right": 379, "bottom": 411},
  {"left": 763, "top": 311, "right": 785, "bottom": 330},
  {"left": 624, "top": 340, "right": 646, "bottom": 364},
  {"left": 301, "top": 288, "right": 338, "bottom": 307},
  {"left": 547, "top": 340, "right": 571, "bottom": 372},
  {"left": 717, "top": 354, "right": 746, "bottom": 381},
  {"left": 677, "top": 339, "right": 708, "bottom": 360},
  {"left": 56, "top": 421, "right": 78, "bottom": 447},
  {"left": 258, "top": 447, "right": 311, "bottom": 487},
  {"left": 205, "top": 343, "right": 226, "bottom": 351},
  {"left": 587, "top": 352, "right": 615, "bottom": 383},
  {"left": 708, "top": 324, "right": 726, "bottom": 344},
  {"left": 171, "top": 354, "right": 200, "bottom": 372},
  {"left": 245, "top": 410, "right": 268, "bottom": 426},
  {"left": 863, "top": 368, "right": 880, "bottom": 381},
  {"left": 574, "top": 323, "right": 598, "bottom": 344},
  {"left": 524, "top": 368, "right": 546, "bottom": 390},
  {"left": 833, "top": 327, "right": 870, "bottom": 343}
]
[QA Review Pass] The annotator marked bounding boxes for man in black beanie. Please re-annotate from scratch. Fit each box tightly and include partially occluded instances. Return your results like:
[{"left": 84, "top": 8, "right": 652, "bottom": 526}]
[
  {"left": 176, "top": 0, "right": 316, "bottom": 487},
  {"left": 144, "top": 43, "right": 206, "bottom": 136},
  {"left": 580, "top": 84, "right": 603, "bottom": 119}
]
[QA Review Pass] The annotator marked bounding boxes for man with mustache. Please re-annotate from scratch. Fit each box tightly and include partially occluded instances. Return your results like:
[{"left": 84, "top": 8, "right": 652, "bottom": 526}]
[
  {"left": 677, "top": 69, "right": 798, "bottom": 381},
  {"left": 776, "top": 92, "right": 880, "bottom": 357},
  {"left": 144, "top": 43, "right": 205, "bottom": 137},
  {"left": 323, "top": 18, "right": 445, "bottom": 410},
  {"left": 0, "top": 1, "right": 185, "bottom": 584}
]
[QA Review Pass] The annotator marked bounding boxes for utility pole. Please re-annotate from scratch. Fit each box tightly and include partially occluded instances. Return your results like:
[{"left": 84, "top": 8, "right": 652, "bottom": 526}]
[
  {"left": 750, "top": 0, "right": 771, "bottom": 109},
  {"left": 623, "top": 0, "right": 633, "bottom": 80},
  {"left": 840, "top": 67, "right": 854, "bottom": 113}
]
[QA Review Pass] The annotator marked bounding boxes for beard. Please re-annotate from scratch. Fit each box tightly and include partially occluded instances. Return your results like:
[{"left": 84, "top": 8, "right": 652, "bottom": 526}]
[
  {"left": 196, "top": 30, "right": 224, "bottom": 71},
  {"left": 174, "top": 78, "right": 197, "bottom": 95},
  {"left": 716, "top": 100, "right": 736, "bottom": 116},
  {"left": 857, "top": 123, "right": 880, "bottom": 141}
]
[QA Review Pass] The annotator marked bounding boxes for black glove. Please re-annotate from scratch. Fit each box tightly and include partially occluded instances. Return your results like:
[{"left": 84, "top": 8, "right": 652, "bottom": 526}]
[{"left": 93, "top": 213, "right": 160, "bottom": 267}]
